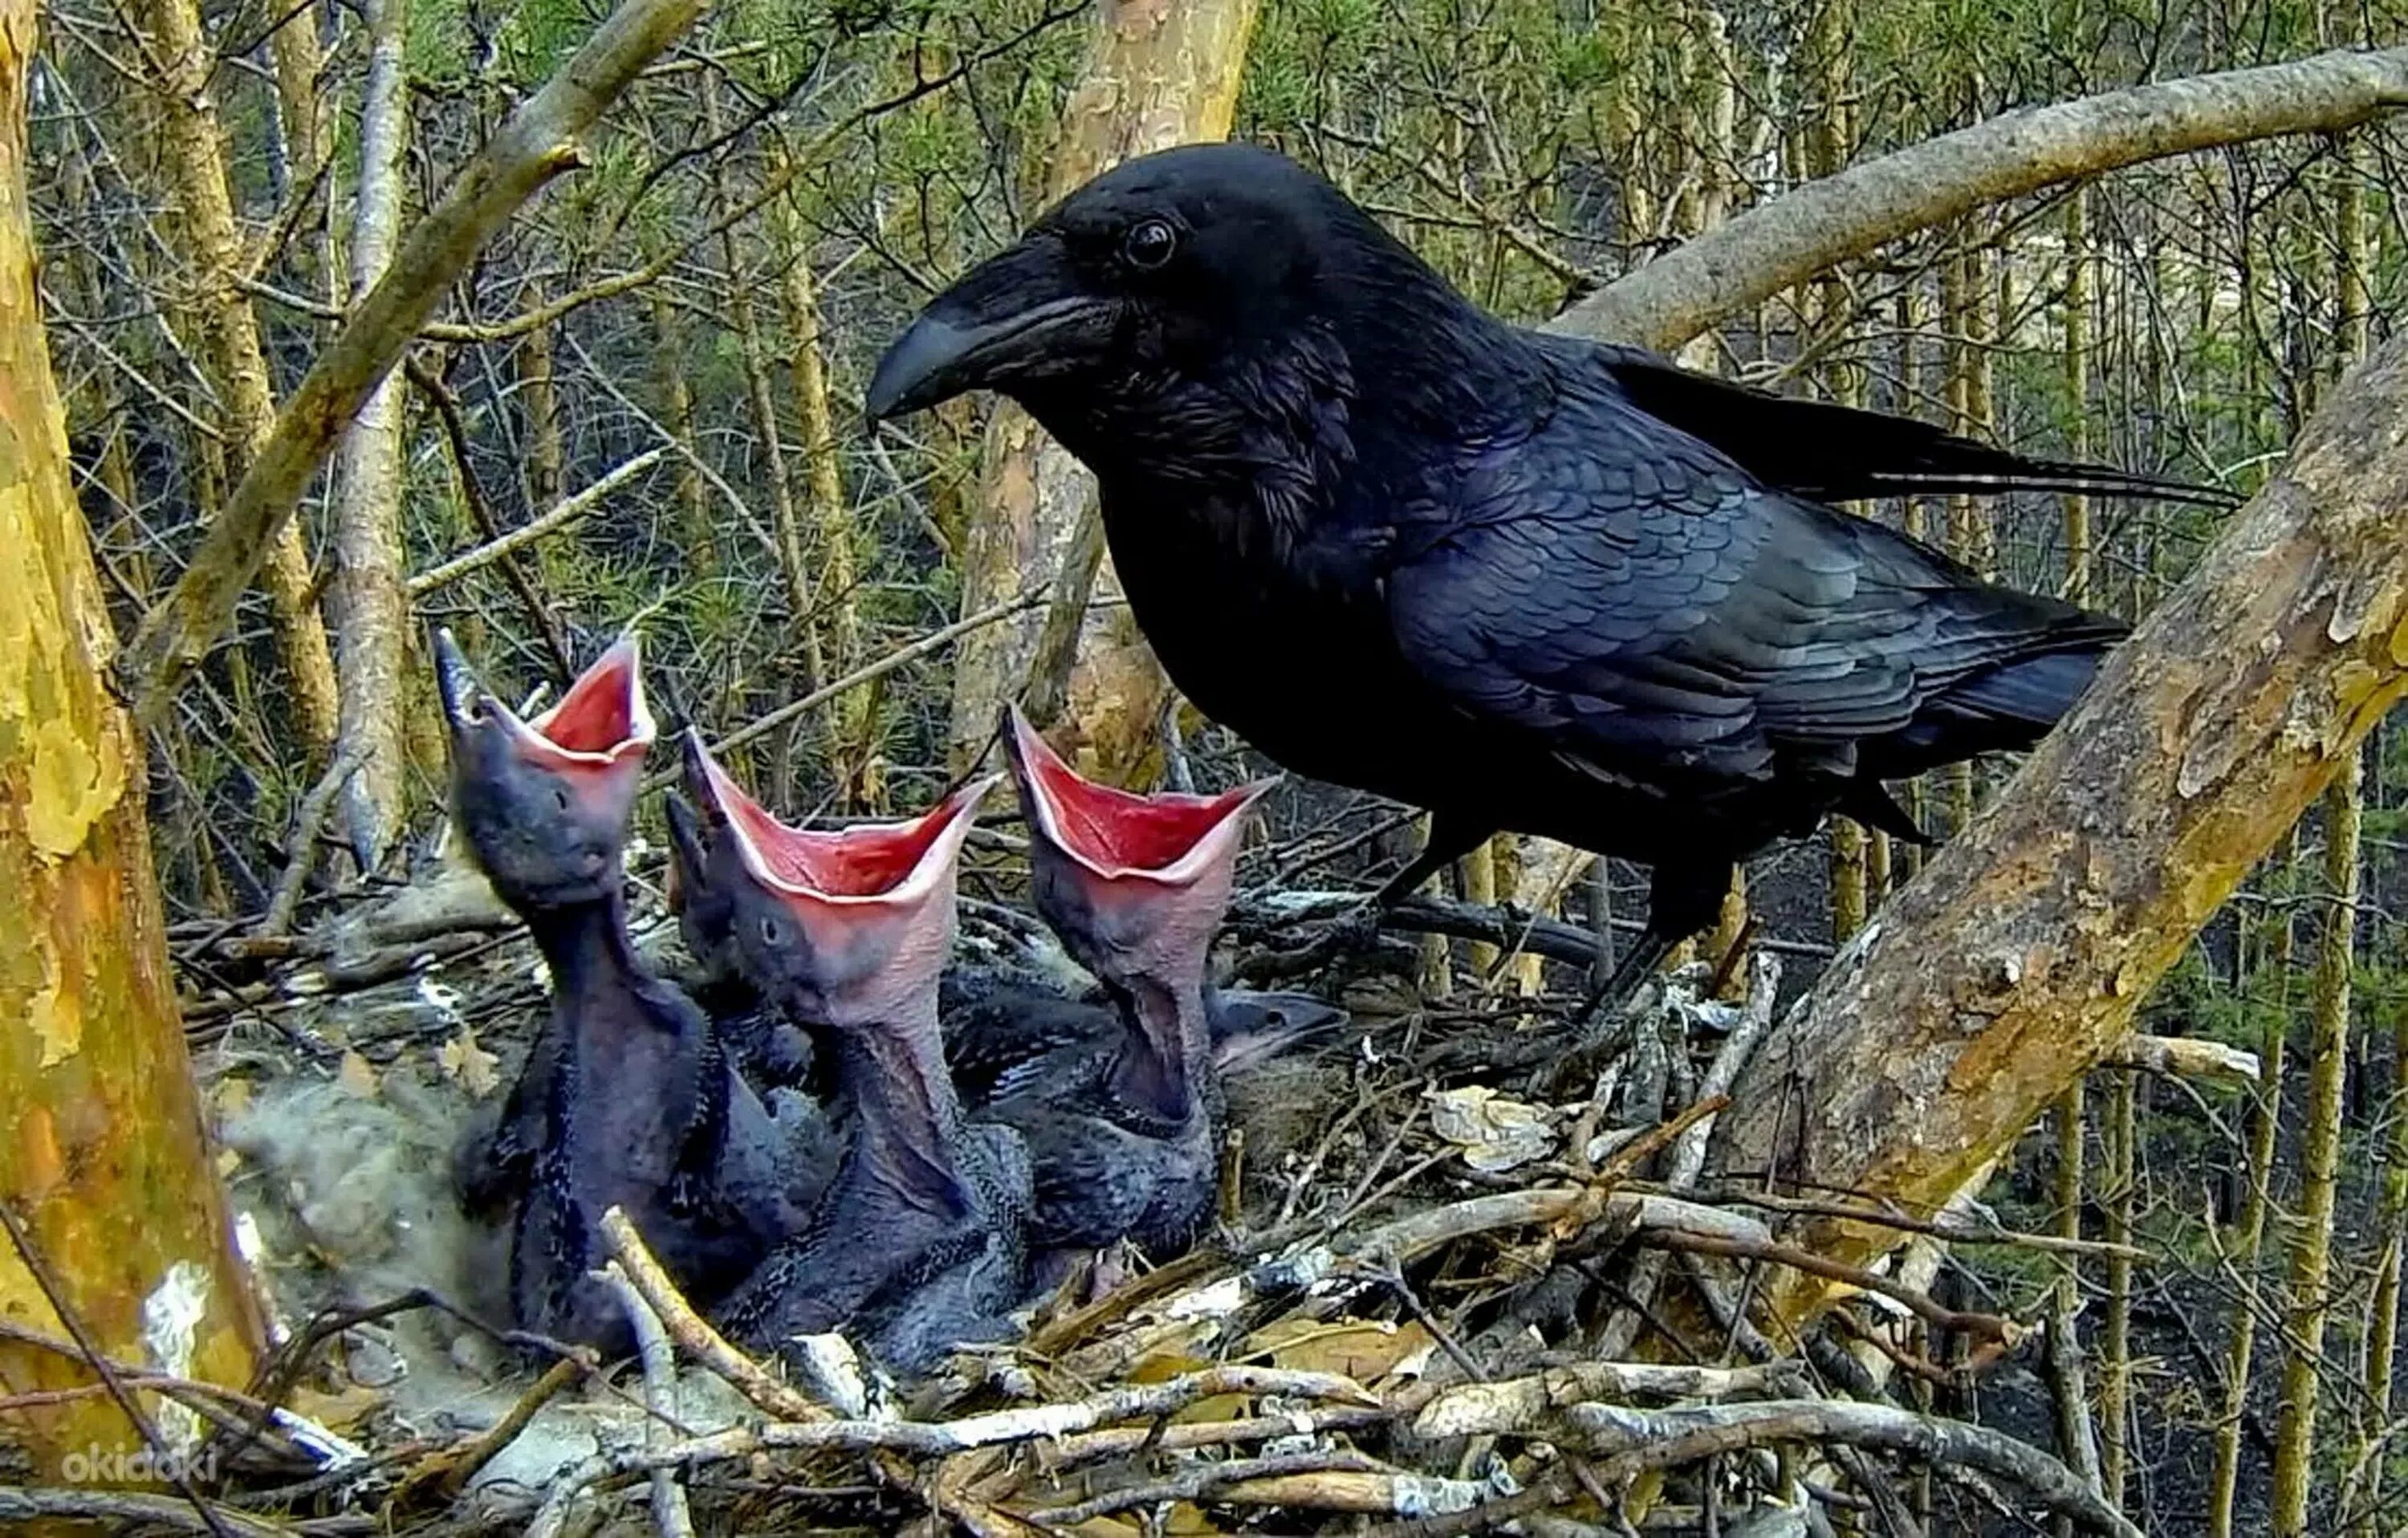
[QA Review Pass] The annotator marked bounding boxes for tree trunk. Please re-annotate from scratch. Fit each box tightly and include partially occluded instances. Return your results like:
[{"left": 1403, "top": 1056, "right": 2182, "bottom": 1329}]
[
  {"left": 947, "top": 0, "right": 1259, "bottom": 779},
  {"left": 268, "top": 0, "right": 335, "bottom": 322},
  {"left": 1711, "top": 331, "right": 2408, "bottom": 1332},
  {"left": 2271, "top": 751, "right": 2361, "bottom": 1535},
  {"left": 771, "top": 149, "right": 878, "bottom": 808},
  {"left": 1941, "top": 236, "right": 1987, "bottom": 833},
  {"left": 2099, "top": 1067, "right": 2135, "bottom": 1505},
  {"left": 0, "top": 0, "right": 262, "bottom": 1463},
  {"left": 519, "top": 313, "right": 566, "bottom": 524},
  {"left": 703, "top": 87, "right": 813, "bottom": 673},
  {"left": 2207, "top": 948, "right": 2288, "bottom": 1538},
  {"left": 2050, "top": 202, "right": 2095, "bottom": 1502},
  {"left": 134, "top": 0, "right": 343, "bottom": 762},
  {"left": 646, "top": 283, "right": 718, "bottom": 569},
  {"left": 2062, "top": 191, "right": 2095, "bottom": 604},
  {"left": 327, "top": 0, "right": 413, "bottom": 870}
]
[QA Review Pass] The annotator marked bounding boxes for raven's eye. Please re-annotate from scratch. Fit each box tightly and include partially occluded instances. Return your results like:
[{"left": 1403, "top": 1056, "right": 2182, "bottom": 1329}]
[{"left": 1122, "top": 218, "right": 1177, "bottom": 271}]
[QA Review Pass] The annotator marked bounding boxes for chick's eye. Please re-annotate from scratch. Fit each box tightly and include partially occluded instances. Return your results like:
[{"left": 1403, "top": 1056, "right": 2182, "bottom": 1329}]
[{"left": 1122, "top": 218, "right": 1177, "bottom": 271}]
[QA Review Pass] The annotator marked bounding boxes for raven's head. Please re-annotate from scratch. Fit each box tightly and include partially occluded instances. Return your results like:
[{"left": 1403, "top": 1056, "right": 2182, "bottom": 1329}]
[
  {"left": 866, "top": 143, "right": 1499, "bottom": 465},
  {"left": 999, "top": 702, "right": 1272, "bottom": 992},
  {"left": 684, "top": 726, "right": 998, "bottom": 1027},
  {"left": 436, "top": 626, "right": 653, "bottom": 910}
]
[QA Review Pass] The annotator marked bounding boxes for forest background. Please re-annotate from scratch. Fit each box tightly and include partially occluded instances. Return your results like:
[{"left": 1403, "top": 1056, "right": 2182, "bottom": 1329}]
[{"left": 10, "top": 0, "right": 2408, "bottom": 1529}]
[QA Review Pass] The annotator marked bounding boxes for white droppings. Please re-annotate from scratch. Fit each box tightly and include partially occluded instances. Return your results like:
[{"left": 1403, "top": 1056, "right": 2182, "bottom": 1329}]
[
  {"left": 1164, "top": 1275, "right": 1247, "bottom": 1320},
  {"left": 271, "top": 1406, "right": 371, "bottom": 1469},
  {"left": 140, "top": 1260, "right": 213, "bottom": 1455},
  {"left": 415, "top": 974, "right": 464, "bottom": 1025}
]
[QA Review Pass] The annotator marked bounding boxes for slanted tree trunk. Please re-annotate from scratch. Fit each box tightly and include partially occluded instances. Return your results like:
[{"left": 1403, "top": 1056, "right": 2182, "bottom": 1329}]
[
  {"left": 947, "top": 0, "right": 1259, "bottom": 779},
  {"left": 0, "top": 0, "right": 262, "bottom": 1460},
  {"left": 134, "top": 0, "right": 343, "bottom": 761},
  {"left": 2271, "top": 750, "right": 2361, "bottom": 1535},
  {"left": 327, "top": 0, "right": 413, "bottom": 869},
  {"left": 1710, "top": 332, "right": 2408, "bottom": 1337}
]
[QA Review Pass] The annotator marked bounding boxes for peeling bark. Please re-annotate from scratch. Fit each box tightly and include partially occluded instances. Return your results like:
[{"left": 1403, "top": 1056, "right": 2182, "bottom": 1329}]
[
  {"left": 948, "top": 0, "right": 1259, "bottom": 779},
  {"left": 0, "top": 0, "right": 261, "bottom": 1463},
  {"left": 1712, "top": 331, "right": 2408, "bottom": 1327}
]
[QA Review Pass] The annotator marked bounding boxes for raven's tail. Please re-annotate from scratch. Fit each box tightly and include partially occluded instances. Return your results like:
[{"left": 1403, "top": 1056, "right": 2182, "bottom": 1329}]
[{"left": 1941, "top": 646, "right": 2113, "bottom": 729}]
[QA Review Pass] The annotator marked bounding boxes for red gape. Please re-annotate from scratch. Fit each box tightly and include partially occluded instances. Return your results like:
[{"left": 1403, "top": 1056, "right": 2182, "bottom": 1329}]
[
  {"left": 691, "top": 734, "right": 994, "bottom": 903},
  {"left": 532, "top": 634, "right": 645, "bottom": 755},
  {"left": 1004, "top": 705, "right": 1272, "bottom": 883}
]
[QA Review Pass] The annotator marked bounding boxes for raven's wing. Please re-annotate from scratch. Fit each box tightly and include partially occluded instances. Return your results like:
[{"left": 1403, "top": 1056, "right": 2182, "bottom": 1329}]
[{"left": 1381, "top": 372, "right": 2123, "bottom": 795}]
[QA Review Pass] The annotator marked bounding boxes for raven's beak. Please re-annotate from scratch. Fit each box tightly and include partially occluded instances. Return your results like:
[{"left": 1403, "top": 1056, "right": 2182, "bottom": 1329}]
[
  {"left": 678, "top": 726, "right": 722, "bottom": 824},
  {"left": 866, "top": 238, "right": 1112, "bottom": 420}
]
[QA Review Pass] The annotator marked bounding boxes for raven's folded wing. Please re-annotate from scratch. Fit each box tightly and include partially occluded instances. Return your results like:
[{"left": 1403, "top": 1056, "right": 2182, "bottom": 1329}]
[{"left": 1381, "top": 384, "right": 2125, "bottom": 793}]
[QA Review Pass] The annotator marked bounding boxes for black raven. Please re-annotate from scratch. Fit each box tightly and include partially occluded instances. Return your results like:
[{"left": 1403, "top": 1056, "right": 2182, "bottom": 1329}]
[{"left": 865, "top": 143, "right": 2226, "bottom": 999}]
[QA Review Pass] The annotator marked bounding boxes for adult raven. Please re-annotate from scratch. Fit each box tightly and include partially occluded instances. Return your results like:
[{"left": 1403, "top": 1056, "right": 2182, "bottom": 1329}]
[{"left": 866, "top": 143, "right": 2226, "bottom": 1001}]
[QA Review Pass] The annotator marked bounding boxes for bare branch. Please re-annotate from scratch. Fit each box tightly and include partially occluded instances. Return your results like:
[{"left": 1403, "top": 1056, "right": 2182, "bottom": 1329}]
[
  {"left": 120, "top": 0, "right": 710, "bottom": 729},
  {"left": 1555, "top": 47, "right": 2408, "bottom": 352},
  {"left": 407, "top": 448, "right": 670, "bottom": 596}
]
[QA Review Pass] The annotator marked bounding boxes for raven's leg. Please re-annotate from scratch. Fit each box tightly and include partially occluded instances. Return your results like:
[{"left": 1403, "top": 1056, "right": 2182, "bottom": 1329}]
[
  {"left": 1267, "top": 812, "right": 1492, "bottom": 973},
  {"left": 1582, "top": 860, "right": 1739, "bottom": 1019},
  {"left": 1369, "top": 812, "right": 1493, "bottom": 910}
]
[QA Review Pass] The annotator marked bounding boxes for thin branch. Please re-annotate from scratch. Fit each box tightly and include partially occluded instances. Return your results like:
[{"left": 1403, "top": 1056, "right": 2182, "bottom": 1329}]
[
  {"left": 646, "top": 586, "right": 1051, "bottom": 786},
  {"left": 597, "top": 1206, "right": 828, "bottom": 1425},
  {"left": 1556, "top": 47, "right": 2408, "bottom": 352},
  {"left": 121, "top": 0, "right": 711, "bottom": 728},
  {"left": 254, "top": 743, "right": 365, "bottom": 938},
  {"left": 407, "top": 446, "right": 669, "bottom": 596}
]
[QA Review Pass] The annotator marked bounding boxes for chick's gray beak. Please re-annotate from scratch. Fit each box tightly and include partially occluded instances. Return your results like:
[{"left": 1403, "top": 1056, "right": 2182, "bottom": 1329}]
[
  {"left": 432, "top": 627, "right": 486, "bottom": 727},
  {"left": 865, "top": 237, "right": 1108, "bottom": 421}
]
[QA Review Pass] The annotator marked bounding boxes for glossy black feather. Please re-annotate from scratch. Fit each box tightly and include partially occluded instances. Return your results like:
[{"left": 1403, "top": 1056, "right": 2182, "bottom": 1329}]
[{"left": 874, "top": 144, "right": 2185, "bottom": 952}]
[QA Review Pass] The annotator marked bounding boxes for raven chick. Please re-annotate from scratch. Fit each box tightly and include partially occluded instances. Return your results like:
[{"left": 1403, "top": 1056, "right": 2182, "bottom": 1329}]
[{"left": 868, "top": 143, "right": 2215, "bottom": 1001}]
